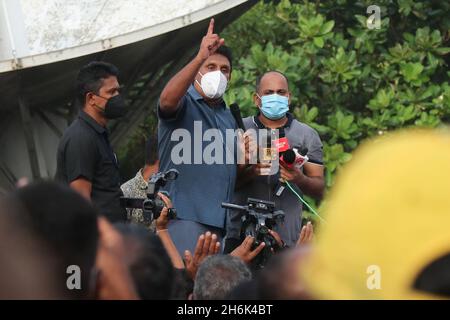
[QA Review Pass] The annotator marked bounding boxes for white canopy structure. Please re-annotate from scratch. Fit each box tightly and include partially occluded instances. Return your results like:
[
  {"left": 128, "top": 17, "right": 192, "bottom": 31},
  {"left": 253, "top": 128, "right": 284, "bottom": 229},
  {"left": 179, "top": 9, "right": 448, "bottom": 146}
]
[{"left": 0, "top": 0, "right": 256, "bottom": 192}]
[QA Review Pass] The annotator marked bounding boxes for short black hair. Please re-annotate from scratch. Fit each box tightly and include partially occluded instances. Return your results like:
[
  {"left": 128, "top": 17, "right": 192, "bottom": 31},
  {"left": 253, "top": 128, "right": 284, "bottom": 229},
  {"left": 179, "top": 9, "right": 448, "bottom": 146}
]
[
  {"left": 215, "top": 46, "right": 233, "bottom": 71},
  {"left": 114, "top": 223, "right": 174, "bottom": 300},
  {"left": 255, "top": 70, "right": 289, "bottom": 93},
  {"left": 76, "top": 61, "right": 119, "bottom": 106},
  {"left": 145, "top": 135, "right": 159, "bottom": 166},
  {"left": 11, "top": 181, "right": 99, "bottom": 299}
]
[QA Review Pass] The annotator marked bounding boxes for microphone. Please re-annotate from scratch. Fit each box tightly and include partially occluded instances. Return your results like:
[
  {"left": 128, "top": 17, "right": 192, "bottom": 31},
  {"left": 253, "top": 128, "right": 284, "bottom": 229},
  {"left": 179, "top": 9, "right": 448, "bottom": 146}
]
[
  {"left": 230, "top": 103, "right": 245, "bottom": 131},
  {"left": 272, "top": 127, "right": 290, "bottom": 153},
  {"left": 280, "top": 149, "right": 296, "bottom": 167},
  {"left": 275, "top": 147, "right": 309, "bottom": 197},
  {"left": 259, "top": 127, "right": 289, "bottom": 175},
  {"left": 280, "top": 147, "right": 309, "bottom": 169}
]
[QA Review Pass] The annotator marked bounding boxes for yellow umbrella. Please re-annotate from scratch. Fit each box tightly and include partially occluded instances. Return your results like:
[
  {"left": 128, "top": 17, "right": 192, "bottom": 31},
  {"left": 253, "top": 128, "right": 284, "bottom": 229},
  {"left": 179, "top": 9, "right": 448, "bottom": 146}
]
[{"left": 301, "top": 129, "right": 450, "bottom": 299}]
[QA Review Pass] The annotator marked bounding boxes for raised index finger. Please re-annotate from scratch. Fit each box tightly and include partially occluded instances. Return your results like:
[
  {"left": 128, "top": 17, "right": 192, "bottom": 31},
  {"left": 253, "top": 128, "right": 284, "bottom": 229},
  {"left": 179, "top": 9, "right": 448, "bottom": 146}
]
[{"left": 207, "top": 18, "right": 214, "bottom": 35}]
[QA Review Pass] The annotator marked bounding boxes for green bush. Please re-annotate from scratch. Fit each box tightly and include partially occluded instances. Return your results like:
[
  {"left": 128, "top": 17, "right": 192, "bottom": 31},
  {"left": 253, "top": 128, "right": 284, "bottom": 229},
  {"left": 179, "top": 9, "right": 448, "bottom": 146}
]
[
  {"left": 118, "top": 0, "right": 449, "bottom": 222},
  {"left": 222, "top": 0, "right": 450, "bottom": 221}
]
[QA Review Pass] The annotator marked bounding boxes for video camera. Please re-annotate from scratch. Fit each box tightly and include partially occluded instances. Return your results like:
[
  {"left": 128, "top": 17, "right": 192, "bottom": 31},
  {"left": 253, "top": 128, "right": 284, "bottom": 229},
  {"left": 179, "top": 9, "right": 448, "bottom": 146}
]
[
  {"left": 222, "top": 198, "right": 285, "bottom": 269},
  {"left": 120, "top": 169, "right": 179, "bottom": 224}
]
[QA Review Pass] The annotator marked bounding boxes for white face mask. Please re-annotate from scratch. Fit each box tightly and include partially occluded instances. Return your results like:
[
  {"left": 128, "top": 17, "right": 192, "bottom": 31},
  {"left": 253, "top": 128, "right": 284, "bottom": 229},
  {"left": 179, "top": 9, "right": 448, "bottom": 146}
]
[{"left": 196, "top": 70, "right": 228, "bottom": 99}]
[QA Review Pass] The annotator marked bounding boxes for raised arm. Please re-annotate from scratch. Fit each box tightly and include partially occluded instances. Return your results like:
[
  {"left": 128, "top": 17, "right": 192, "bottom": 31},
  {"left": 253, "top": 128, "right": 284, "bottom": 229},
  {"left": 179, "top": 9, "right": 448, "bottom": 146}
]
[
  {"left": 155, "top": 193, "right": 185, "bottom": 269},
  {"left": 159, "top": 18, "right": 225, "bottom": 117}
]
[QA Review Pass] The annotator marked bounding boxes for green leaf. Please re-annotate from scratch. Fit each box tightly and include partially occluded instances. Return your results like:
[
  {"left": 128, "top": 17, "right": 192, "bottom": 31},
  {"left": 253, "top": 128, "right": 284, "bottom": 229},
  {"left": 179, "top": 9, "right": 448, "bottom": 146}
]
[
  {"left": 313, "top": 36, "right": 324, "bottom": 48},
  {"left": 400, "top": 62, "right": 424, "bottom": 82},
  {"left": 354, "top": 14, "right": 367, "bottom": 27},
  {"left": 434, "top": 47, "right": 450, "bottom": 55},
  {"left": 320, "top": 20, "right": 335, "bottom": 35}
]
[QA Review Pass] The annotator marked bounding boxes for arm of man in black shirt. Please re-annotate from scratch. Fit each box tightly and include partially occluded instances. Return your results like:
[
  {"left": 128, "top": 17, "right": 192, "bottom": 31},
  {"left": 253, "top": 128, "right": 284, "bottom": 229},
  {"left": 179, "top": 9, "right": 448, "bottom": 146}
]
[
  {"left": 70, "top": 178, "right": 92, "bottom": 201},
  {"left": 159, "top": 19, "right": 224, "bottom": 117},
  {"left": 64, "top": 131, "right": 98, "bottom": 201}
]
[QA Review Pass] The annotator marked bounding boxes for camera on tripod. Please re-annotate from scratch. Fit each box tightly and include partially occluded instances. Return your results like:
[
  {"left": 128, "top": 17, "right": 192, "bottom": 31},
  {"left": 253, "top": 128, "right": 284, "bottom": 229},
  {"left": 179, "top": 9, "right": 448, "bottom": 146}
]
[
  {"left": 222, "top": 198, "right": 285, "bottom": 269},
  {"left": 120, "top": 169, "right": 179, "bottom": 224}
]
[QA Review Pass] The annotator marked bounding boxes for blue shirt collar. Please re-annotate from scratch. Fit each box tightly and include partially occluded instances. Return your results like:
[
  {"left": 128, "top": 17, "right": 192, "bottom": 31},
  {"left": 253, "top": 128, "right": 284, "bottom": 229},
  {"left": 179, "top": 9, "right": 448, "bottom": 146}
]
[
  {"left": 187, "top": 84, "right": 203, "bottom": 101},
  {"left": 187, "top": 85, "right": 226, "bottom": 109}
]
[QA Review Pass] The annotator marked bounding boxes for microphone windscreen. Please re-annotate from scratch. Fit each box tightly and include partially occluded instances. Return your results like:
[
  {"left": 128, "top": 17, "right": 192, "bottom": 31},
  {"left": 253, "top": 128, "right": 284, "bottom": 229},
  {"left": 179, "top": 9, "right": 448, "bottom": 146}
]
[
  {"left": 300, "top": 148, "right": 309, "bottom": 156},
  {"left": 283, "top": 149, "right": 296, "bottom": 164}
]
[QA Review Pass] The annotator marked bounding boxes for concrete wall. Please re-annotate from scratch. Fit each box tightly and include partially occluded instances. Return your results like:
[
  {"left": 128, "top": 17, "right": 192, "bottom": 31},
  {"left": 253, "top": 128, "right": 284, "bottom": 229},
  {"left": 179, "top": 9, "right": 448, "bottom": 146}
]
[{"left": 20, "top": 0, "right": 223, "bottom": 55}]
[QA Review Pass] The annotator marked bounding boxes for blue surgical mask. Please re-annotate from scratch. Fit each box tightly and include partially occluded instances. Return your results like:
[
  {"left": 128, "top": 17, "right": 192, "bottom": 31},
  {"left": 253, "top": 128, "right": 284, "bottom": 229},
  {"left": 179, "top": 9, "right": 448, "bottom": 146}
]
[{"left": 258, "top": 94, "right": 289, "bottom": 120}]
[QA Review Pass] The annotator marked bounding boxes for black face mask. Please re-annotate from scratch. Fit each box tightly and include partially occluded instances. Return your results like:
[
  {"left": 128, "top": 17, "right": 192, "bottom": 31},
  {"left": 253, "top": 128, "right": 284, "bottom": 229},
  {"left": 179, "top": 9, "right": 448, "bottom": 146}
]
[
  {"left": 94, "top": 94, "right": 128, "bottom": 119},
  {"left": 104, "top": 94, "right": 128, "bottom": 119}
]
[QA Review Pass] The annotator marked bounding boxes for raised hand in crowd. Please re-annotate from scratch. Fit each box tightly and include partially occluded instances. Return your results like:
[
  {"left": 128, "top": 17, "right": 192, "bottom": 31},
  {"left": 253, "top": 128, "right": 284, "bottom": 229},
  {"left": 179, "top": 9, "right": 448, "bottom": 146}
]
[
  {"left": 268, "top": 229, "right": 284, "bottom": 249},
  {"left": 230, "top": 236, "right": 266, "bottom": 264},
  {"left": 184, "top": 232, "right": 221, "bottom": 280},
  {"left": 297, "top": 221, "right": 314, "bottom": 246},
  {"left": 155, "top": 192, "right": 173, "bottom": 232},
  {"left": 155, "top": 193, "right": 185, "bottom": 269}
]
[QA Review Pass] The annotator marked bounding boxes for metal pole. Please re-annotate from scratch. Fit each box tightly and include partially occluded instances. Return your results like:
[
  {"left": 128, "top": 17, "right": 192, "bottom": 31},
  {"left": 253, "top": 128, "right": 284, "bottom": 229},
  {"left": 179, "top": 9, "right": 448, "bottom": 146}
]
[
  {"left": 18, "top": 95, "right": 41, "bottom": 181},
  {"left": 1, "top": 0, "right": 17, "bottom": 60}
]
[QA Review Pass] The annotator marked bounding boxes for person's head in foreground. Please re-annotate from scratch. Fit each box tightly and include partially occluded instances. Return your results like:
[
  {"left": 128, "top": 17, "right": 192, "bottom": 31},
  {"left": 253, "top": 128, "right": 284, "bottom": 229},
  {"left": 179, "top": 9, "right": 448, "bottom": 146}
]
[
  {"left": 0, "top": 197, "right": 63, "bottom": 299},
  {"left": 226, "top": 246, "right": 313, "bottom": 300},
  {"left": 300, "top": 129, "right": 450, "bottom": 299},
  {"left": 114, "top": 223, "right": 174, "bottom": 300},
  {"left": 9, "top": 181, "right": 99, "bottom": 299},
  {"left": 193, "top": 255, "right": 252, "bottom": 300}
]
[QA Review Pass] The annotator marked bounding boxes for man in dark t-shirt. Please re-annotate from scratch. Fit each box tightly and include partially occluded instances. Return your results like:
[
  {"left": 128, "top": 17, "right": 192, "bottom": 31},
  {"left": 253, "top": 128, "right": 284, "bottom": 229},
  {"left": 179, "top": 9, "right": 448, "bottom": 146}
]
[
  {"left": 225, "top": 71, "right": 325, "bottom": 251},
  {"left": 55, "top": 61, "right": 128, "bottom": 222}
]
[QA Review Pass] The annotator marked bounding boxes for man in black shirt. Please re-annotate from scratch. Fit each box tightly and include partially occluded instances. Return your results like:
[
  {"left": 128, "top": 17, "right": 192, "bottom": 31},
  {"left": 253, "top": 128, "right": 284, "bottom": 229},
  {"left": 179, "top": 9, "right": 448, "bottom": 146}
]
[{"left": 55, "top": 61, "right": 128, "bottom": 222}]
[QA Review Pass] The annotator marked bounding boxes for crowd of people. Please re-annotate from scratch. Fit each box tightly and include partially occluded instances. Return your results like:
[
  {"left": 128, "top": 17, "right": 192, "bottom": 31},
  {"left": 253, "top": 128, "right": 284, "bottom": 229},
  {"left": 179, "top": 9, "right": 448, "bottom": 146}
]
[{"left": 1, "top": 18, "right": 449, "bottom": 300}]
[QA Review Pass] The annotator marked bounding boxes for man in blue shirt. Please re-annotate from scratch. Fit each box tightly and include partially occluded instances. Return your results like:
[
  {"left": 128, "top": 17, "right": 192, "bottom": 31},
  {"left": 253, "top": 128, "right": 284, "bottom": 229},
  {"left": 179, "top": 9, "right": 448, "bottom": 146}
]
[{"left": 158, "top": 19, "right": 241, "bottom": 256}]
